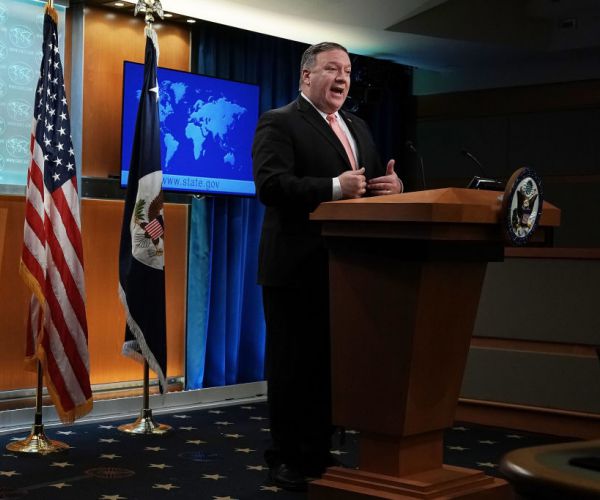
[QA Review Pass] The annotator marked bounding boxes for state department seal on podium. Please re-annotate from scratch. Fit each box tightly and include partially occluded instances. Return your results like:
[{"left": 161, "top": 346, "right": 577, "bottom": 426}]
[{"left": 502, "top": 167, "right": 543, "bottom": 246}]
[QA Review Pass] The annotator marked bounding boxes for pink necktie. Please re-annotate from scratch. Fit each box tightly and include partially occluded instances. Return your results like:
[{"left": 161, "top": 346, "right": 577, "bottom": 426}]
[{"left": 326, "top": 114, "right": 357, "bottom": 170}]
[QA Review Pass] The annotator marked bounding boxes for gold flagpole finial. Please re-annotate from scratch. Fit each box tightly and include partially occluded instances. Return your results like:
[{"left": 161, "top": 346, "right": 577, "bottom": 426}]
[
  {"left": 45, "top": 0, "right": 58, "bottom": 23},
  {"left": 134, "top": 0, "right": 164, "bottom": 27}
]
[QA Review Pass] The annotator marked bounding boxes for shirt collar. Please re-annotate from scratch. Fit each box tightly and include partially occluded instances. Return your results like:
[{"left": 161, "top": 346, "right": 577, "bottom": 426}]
[{"left": 300, "top": 92, "right": 340, "bottom": 121}]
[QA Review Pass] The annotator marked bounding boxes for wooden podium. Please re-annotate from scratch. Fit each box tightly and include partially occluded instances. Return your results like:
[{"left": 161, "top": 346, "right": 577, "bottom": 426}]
[{"left": 308, "top": 188, "right": 560, "bottom": 500}]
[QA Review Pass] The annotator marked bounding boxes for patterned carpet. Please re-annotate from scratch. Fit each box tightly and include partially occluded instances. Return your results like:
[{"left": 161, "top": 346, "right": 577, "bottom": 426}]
[{"left": 0, "top": 401, "right": 565, "bottom": 499}]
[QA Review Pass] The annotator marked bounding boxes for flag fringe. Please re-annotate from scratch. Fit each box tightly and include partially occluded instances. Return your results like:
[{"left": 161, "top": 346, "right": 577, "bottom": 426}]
[
  {"left": 19, "top": 260, "right": 46, "bottom": 309},
  {"left": 118, "top": 284, "right": 168, "bottom": 394},
  {"left": 45, "top": 4, "right": 58, "bottom": 24},
  {"left": 20, "top": 262, "right": 92, "bottom": 423},
  {"left": 24, "top": 343, "right": 93, "bottom": 424}
]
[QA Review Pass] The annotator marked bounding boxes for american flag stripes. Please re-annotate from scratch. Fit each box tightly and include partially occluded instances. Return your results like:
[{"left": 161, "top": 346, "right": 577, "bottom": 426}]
[
  {"left": 118, "top": 26, "right": 167, "bottom": 393},
  {"left": 20, "top": 7, "right": 92, "bottom": 423}
]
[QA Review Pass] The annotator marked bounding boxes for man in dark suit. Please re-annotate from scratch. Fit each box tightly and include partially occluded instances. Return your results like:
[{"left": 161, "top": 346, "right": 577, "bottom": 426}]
[{"left": 252, "top": 41, "right": 403, "bottom": 491}]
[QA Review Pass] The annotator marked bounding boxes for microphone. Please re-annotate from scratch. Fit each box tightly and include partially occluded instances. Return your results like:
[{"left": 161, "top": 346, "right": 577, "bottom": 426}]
[
  {"left": 461, "top": 149, "right": 489, "bottom": 178},
  {"left": 461, "top": 148, "right": 504, "bottom": 191},
  {"left": 406, "top": 140, "right": 426, "bottom": 190}
]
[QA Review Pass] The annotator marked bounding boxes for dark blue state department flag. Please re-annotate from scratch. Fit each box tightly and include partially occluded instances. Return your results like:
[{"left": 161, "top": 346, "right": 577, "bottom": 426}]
[{"left": 118, "top": 26, "right": 167, "bottom": 393}]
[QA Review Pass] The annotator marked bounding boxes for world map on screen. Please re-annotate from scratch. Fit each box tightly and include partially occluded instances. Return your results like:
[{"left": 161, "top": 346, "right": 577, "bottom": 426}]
[
  {"left": 121, "top": 62, "right": 259, "bottom": 195},
  {"left": 158, "top": 80, "right": 247, "bottom": 171}
]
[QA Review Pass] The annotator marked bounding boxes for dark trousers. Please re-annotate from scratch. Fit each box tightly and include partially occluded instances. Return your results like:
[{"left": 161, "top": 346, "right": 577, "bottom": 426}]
[{"left": 262, "top": 284, "right": 333, "bottom": 474}]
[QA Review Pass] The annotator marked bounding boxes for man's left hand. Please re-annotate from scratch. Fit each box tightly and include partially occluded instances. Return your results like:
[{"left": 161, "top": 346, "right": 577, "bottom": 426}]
[{"left": 367, "top": 159, "right": 403, "bottom": 195}]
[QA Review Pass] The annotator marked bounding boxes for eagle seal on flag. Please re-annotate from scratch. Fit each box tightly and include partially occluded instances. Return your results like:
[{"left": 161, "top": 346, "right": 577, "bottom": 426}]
[{"left": 133, "top": 186, "right": 164, "bottom": 266}]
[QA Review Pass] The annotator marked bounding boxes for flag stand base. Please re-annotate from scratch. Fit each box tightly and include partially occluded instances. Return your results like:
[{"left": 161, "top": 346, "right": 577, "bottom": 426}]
[
  {"left": 118, "top": 361, "right": 171, "bottom": 435},
  {"left": 6, "top": 423, "right": 69, "bottom": 454},
  {"left": 118, "top": 408, "right": 171, "bottom": 435},
  {"left": 6, "top": 362, "right": 69, "bottom": 454}
]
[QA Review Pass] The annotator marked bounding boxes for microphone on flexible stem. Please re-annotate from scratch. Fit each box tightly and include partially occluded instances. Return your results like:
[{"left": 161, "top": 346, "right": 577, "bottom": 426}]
[
  {"left": 461, "top": 148, "right": 504, "bottom": 191},
  {"left": 406, "top": 140, "right": 426, "bottom": 190},
  {"left": 461, "top": 149, "right": 488, "bottom": 178}
]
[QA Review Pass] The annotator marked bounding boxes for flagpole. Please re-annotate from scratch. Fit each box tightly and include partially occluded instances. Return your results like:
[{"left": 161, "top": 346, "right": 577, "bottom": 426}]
[
  {"left": 118, "top": 360, "right": 171, "bottom": 435},
  {"left": 117, "top": 0, "right": 170, "bottom": 437},
  {"left": 6, "top": 362, "right": 69, "bottom": 454}
]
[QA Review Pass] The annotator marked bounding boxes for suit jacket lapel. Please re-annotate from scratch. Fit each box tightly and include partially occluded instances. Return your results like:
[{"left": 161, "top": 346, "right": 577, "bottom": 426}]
[{"left": 296, "top": 96, "right": 354, "bottom": 172}]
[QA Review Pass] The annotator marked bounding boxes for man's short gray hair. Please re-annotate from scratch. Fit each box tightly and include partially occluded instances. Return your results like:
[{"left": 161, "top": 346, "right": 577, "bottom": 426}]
[{"left": 299, "top": 42, "right": 349, "bottom": 89}]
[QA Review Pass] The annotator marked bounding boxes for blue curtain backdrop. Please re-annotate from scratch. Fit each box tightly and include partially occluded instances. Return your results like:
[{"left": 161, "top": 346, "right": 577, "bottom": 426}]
[
  {"left": 185, "top": 21, "right": 413, "bottom": 389},
  {"left": 185, "top": 23, "right": 308, "bottom": 389}
]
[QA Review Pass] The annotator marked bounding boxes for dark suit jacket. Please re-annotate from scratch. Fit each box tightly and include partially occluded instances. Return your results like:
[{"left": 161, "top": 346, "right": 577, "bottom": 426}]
[{"left": 252, "top": 95, "right": 385, "bottom": 287}]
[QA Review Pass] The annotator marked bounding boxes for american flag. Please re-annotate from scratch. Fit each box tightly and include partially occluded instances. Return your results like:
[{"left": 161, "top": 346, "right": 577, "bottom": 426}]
[
  {"left": 118, "top": 26, "right": 167, "bottom": 393},
  {"left": 20, "top": 7, "right": 92, "bottom": 423}
]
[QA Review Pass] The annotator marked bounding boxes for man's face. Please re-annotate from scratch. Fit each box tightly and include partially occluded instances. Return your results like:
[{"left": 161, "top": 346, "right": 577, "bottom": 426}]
[{"left": 302, "top": 49, "right": 351, "bottom": 114}]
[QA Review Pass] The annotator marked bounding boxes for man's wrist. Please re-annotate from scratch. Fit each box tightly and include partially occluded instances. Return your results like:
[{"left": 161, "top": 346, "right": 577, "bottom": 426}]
[{"left": 332, "top": 177, "right": 342, "bottom": 200}]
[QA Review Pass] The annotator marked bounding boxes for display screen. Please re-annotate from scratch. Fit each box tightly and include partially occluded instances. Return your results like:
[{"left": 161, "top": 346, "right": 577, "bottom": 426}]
[{"left": 121, "top": 62, "right": 259, "bottom": 196}]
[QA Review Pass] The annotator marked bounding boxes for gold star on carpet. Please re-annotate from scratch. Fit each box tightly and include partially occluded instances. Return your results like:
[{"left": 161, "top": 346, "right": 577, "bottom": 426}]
[
  {"left": 208, "top": 410, "right": 224, "bottom": 414},
  {"left": 214, "top": 421, "right": 234, "bottom": 426},
  {"left": 50, "top": 483, "right": 71, "bottom": 489},
  {"left": 477, "top": 462, "right": 498, "bottom": 468},
  {"left": 99, "top": 438, "right": 120, "bottom": 443},
  {"left": 145, "top": 446, "right": 166, "bottom": 452},
  {"left": 149, "top": 463, "right": 172, "bottom": 469},
  {"left": 224, "top": 433, "right": 243, "bottom": 439},
  {"left": 98, "top": 425, "right": 115, "bottom": 429},
  {"left": 100, "top": 454, "right": 121, "bottom": 459},
  {"left": 56, "top": 431, "right": 75, "bottom": 435},
  {"left": 330, "top": 450, "right": 347, "bottom": 456},
  {"left": 100, "top": 495, "right": 127, "bottom": 500},
  {"left": 447, "top": 446, "right": 469, "bottom": 451},
  {"left": 246, "top": 465, "right": 267, "bottom": 471},
  {"left": 240, "top": 406, "right": 255, "bottom": 410},
  {"left": 234, "top": 448, "right": 254, "bottom": 454},
  {"left": 173, "top": 415, "right": 191, "bottom": 419},
  {"left": 506, "top": 434, "right": 524, "bottom": 439},
  {"left": 249, "top": 416, "right": 267, "bottom": 421},
  {"left": 479, "top": 440, "right": 497, "bottom": 445},
  {"left": 0, "top": 470, "right": 20, "bottom": 477},
  {"left": 260, "top": 485, "right": 282, "bottom": 492},
  {"left": 260, "top": 428, "right": 270, "bottom": 432},
  {"left": 186, "top": 439, "right": 207, "bottom": 445},
  {"left": 50, "top": 462, "right": 73, "bottom": 468},
  {"left": 153, "top": 483, "right": 179, "bottom": 490},
  {"left": 179, "top": 426, "right": 197, "bottom": 431},
  {"left": 202, "top": 473, "right": 227, "bottom": 480}
]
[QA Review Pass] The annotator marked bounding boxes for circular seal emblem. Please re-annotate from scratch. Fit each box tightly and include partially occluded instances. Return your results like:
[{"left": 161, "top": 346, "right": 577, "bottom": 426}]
[
  {"left": 9, "top": 25, "right": 34, "bottom": 49},
  {"left": 8, "top": 63, "right": 34, "bottom": 86},
  {"left": 502, "top": 167, "right": 543, "bottom": 246}
]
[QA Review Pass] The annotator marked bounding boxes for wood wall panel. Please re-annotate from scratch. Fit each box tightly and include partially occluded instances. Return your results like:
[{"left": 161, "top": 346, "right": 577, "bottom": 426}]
[
  {"left": 82, "top": 198, "right": 186, "bottom": 384},
  {"left": 82, "top": 6, "right": 190, "bottom": 178},
  {"left": 0, "top": 196, "right": 37, "bottom": 391},
  {"left": 0, "top": 196, "right": 186, "bottom": 391}
]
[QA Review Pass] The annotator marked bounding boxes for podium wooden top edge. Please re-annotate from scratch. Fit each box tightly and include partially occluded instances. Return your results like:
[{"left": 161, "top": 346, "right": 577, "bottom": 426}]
[{"left": 310, "top": 187, "right": 561, "bottom": 227}]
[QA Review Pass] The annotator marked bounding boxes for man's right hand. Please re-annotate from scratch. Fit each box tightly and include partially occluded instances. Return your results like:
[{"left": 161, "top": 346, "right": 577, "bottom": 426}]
[{"left": 338, "top": 168, "right": 366, "bottom": 199}]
